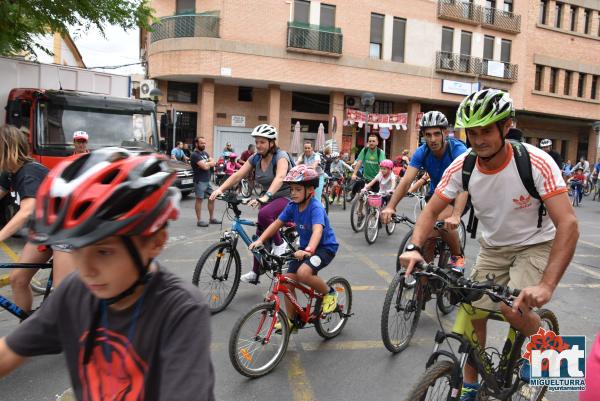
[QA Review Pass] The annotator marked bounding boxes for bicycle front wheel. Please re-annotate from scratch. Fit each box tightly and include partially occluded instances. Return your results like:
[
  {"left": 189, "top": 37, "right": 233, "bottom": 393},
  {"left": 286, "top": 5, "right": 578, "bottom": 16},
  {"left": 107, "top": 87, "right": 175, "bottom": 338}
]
[
  {"left": 396, "top": 228, "right": 413, "bottom": 272},
  {"left": 350, "top": 196, "right": 367, "bottom": 232},
  {"left": 404, "top": 360, "right": 456, "bottom": 401},
  {"left": 364, "top": 210, "right": 380, "bottom": 244},
  {"left": 380, "top": 271, "right": 422, "bottom": 353},
  {"left": 192, "top": 241, "right": 241, "bottom": 314},
  {"left": 229, "top": 302, "right": 290, "bottom": 378},
  {"left": 314, "top": 276, "right": 353, "bottom": 339}
]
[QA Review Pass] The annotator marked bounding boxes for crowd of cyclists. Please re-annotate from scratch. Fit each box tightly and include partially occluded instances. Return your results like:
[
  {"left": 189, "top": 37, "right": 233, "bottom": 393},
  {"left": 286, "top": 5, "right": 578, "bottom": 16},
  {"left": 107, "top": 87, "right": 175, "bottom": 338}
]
[{"left": 0, "top": 87, "right": 596, "bottom": 401}]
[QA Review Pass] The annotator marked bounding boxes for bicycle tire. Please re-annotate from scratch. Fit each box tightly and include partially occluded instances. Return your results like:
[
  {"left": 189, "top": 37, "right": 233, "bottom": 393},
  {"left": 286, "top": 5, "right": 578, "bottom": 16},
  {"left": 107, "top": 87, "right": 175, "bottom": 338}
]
[
  {"left": 229, "top": 302, "right": 290, "bottom": 378},
  {"left": 240, "top": 179, "right": 252, "bottom": 198},
  {"left": 403, "top": 360, "right": 456, "bottom": 401},
  {"left": 314, "top": 276, "right": 353, "bottom": 339},
  {"left": 30, "top": 269, "right": 52, "bottom": 295},
  {"left": 385, "top": 218, "right": 396, "bottom": 235},
  {"left": 364, "top": 210, "right": 379, "bottom": 244},
  {"left": 192, "top": 241, "right": 241, "bottom": 314},
  {"left": 396, "top": 229, "right": 413, "bottom": 272},
  {"left": 350, "top": 196, "right": 367, "bottom": 232},
  {"left": 253, "top": 182, "right": 264, "bottom": 196},
  {"left": 504, "top": 308, "right": 559, "bottom": 401},
  {"left": 321, "top": 194, "right": 329, "bottom": 215},
  {"left": 380, "top": 271, "right": 422, "bottom": 353}
]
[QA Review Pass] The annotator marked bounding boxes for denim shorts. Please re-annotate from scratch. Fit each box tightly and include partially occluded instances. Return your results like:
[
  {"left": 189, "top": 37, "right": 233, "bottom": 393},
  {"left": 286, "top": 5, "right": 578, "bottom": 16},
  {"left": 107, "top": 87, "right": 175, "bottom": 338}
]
[
  {"left": 194, "top": 180, "right": 214, "bottom": 199},
  {"left": 287, "top": 247, "right": 336, "bottom": 274}
]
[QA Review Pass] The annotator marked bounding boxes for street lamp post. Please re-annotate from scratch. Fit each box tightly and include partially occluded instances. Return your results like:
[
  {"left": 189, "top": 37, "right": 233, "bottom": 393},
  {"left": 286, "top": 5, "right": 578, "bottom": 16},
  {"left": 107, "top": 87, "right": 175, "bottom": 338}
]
[{"left": 360, "top": 92, "right": 375, "bottom": 147}]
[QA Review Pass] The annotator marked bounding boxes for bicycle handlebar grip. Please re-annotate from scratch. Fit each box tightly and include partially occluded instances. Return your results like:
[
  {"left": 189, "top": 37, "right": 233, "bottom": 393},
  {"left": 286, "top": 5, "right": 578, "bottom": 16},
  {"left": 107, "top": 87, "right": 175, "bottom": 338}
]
[
  {"left": 510, "top": 288, "right": 521, "bottom": 297},
  {"left": 434, "top": 221, "right": 445, "bottom": 230}
]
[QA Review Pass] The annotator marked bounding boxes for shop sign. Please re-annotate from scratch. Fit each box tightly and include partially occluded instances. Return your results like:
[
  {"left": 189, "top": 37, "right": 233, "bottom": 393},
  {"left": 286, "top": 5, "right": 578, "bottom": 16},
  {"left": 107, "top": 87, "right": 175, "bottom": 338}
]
[
  {"left": 441, "top": 80, "right": 480, "bottom": 96},
  {"left": 231, "top": 115, "right": 246, "bottom": 127}
]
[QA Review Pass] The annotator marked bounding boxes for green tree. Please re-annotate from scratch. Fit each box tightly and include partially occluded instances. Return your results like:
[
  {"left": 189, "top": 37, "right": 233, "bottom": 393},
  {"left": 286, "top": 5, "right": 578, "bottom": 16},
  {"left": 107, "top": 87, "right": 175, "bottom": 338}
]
[{"left": 0, "top": 0, "right": 155, "bottom": 56}]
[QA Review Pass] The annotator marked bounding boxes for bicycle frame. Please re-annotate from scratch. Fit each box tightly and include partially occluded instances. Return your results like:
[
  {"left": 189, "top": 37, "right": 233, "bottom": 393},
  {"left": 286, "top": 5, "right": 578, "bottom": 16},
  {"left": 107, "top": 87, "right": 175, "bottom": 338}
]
[
  {"left": 259, "top": 272, "right": 322, "bottom": 344},
  {"left": 427, "top": 303, "right": 525, "bottom": 399},
  {"left": 0, "top": 263, "right": 53, "bottom": 319}
]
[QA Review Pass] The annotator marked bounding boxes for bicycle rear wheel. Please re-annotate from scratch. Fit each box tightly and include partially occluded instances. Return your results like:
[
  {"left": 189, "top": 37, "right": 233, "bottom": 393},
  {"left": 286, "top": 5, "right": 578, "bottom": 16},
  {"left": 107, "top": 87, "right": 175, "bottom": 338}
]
[
  {"left": 192, "top": 241, "right": 241, "bottom": 314},
  {"left": 240, "top": 178, "right": 252, "bottom": 198},
  {"left": 458, "top": 220, "right": 466, "bottom": 252},
  {"left": 364, "top": 210, "right": 380, "bottom": 244},
  {"left": 404, "top": 360, "right": 456, "bottom": 400},
  {"left": 30, "top": 269, "right": 52, "bottom": 295},
  {"left": 380, "top": 271, "right": 422, "bottom": 353},
  {"left": 385, "top": 218, "right": 396, "bottom": 235},
  {"left": 314, "top": 276, "right": 352, "bottom": 339},
  {"left": 229, "top": 302, "right": 290, "bottom": 378}
]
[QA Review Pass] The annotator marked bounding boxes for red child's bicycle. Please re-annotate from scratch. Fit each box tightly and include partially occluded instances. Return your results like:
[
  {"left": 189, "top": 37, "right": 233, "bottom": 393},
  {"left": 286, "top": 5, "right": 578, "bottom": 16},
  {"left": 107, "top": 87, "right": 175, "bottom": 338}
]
[{"left": 229, "top": 247, "right": 353, "bottom": 378}]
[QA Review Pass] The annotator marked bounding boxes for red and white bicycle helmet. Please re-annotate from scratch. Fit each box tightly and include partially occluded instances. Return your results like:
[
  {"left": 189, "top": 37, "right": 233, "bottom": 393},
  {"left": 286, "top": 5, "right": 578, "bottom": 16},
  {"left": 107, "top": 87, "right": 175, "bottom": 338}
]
[
  {"left": 30, "top": 147, "right": 180, "bottom": 249},
  {"left": 379, "top": 159, "right": 394, "bottom": 169},
  {"left": 284, "top": 165, "right": 320, "bottom": 187},
  {"left": 73, "top": 130, "right": 89, "bottom": 141}
]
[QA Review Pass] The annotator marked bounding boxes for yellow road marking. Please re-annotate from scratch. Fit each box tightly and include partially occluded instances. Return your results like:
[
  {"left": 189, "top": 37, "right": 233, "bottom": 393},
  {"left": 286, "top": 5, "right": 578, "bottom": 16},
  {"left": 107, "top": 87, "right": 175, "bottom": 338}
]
[
  {"left": 337, "top": 238, "right": 393, "bottom": 284},
  {"left": 288, "top": 352, "right": 316, "bottom": 401},
  {"left": 0, "top": 241, "right": 19, "bottom": 262}
]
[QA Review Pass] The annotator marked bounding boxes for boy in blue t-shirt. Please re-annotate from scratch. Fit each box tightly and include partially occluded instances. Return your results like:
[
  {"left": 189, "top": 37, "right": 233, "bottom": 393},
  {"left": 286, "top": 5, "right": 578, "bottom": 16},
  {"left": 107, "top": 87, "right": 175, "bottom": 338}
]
[{"left": 249, "top": 165, "right": 339, "bottom": 323}]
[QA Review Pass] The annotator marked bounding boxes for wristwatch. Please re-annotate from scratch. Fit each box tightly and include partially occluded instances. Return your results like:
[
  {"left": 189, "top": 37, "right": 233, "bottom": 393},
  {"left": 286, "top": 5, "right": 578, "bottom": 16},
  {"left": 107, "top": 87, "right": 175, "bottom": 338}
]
[
  {"left": 265, "top": 191, "right": 273, "bottom": 199},
  {"left": 406, "top": 243, "right": 423, "bottom": 255}
]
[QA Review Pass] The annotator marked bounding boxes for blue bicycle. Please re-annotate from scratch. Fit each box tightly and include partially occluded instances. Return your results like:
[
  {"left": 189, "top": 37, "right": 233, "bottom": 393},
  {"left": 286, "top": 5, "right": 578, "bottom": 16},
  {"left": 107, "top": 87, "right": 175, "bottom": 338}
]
[
  {"left": 570, "top": 180, "right": 583, "bottom": 207},
  {"left": 192, "top": 192, "right": 298, "bottom": 314}
]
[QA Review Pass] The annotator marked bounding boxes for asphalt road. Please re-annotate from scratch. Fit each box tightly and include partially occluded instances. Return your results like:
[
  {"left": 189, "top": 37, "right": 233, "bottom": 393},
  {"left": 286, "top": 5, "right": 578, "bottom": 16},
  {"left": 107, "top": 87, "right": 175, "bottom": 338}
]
[{"left": 0, "top": 194, "right": 598, "bottom": 401}]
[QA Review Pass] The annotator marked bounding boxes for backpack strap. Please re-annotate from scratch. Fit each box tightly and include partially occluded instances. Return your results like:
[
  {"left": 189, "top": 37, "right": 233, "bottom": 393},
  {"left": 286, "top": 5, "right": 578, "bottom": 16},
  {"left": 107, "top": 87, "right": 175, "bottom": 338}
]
[
  {"left": 509, "top": 141, "right": 545, "bottom": 228},
  {"left": 461, "top": 150, "right": 478, "bottom": 238}
]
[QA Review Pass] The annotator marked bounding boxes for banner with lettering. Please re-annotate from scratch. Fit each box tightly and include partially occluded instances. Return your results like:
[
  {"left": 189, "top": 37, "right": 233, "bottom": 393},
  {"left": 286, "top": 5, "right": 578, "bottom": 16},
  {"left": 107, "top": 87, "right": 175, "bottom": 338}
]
[{"left": 344, "top": 109, "right": 408, "bottom": 130}]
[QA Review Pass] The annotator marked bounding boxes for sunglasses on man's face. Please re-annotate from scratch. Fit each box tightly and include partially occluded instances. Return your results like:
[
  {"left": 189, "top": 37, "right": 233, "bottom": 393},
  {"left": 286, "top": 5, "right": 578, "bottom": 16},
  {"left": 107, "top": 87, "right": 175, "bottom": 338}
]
[{"left": 74, "top": 139, "right": 88, "bottom": 143}]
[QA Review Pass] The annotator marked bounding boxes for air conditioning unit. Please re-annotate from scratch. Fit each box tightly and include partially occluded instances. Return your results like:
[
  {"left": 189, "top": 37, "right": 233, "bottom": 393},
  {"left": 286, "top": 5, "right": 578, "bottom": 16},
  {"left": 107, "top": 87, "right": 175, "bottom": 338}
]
[
  {"left": 140, "top": 79, "right": 156, "bottom": 99},
  {"left": 345, "top": 96, "right": 361, "bottom": 109}
]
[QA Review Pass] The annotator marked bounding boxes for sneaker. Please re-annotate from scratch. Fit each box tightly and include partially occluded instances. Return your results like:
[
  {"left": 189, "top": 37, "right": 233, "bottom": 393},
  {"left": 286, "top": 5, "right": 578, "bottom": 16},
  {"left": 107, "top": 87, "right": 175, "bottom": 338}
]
[
  {"left": 197, "top": 220, "right": 209, "bottom": 227},
  {"left": 450, "top": 255, "right": 465, "bottom": 275},
  {"left": 460, "top": 383, "right": 480, "bottom": 401},
  {"left": 337, "top": 198, "right": 342, "bottom": 205},
  {"left": 274, "top": 318, "right": 297, "bottom": 334},
  {"left": 321, "top": 289, "right": 338, "bottom": 314},
  {"left": 271, "top": 242, "right": 288, "bottom": 256},
  {"left": 240, "top": 271, "right": 258, "bottom": 283},
  {"left": 519, "top": 360, "right": 531, "bottom": 383},
  {"left": 209, "top": 218, "right": 222, "bottom": 224}
]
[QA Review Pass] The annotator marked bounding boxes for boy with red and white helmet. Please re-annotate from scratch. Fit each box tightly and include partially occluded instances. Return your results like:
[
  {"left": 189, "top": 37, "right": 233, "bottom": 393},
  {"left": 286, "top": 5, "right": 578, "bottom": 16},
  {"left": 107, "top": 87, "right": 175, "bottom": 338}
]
[
  {"left": 72, "top": 130, "right": 89, "bottom": 154},
  {"left": 249, "top": 165, "right": 339, "bottom": 329},
  {"left": 0, "top": 148, "right": 215, "bottom": 401}
]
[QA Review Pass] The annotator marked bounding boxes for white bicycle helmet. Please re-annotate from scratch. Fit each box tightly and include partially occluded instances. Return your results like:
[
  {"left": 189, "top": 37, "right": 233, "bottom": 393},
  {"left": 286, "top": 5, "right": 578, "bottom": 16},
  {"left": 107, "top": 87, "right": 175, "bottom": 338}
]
[
  {"left": 539, "top": 139, "right": 552, "bottom": 147},
  {"left": 419, "top": 111, "right": 449, "bottom": 130},
  {"left": 251, "top": 124, "right": 278, "bottom": 140},
  {"left": 331, "top": 151, "right": 340, "bottom": 158}
]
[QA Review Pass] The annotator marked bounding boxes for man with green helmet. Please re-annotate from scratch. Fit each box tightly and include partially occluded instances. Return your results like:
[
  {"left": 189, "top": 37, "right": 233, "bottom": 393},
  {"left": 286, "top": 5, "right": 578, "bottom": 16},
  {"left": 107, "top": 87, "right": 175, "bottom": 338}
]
[{"left": 399, "top": 89, "right": 579, "bottom": 400}]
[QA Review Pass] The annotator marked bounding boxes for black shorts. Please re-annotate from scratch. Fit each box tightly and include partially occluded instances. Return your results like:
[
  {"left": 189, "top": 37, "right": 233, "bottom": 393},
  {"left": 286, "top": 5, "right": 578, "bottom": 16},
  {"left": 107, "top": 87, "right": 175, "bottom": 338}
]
[{"left": 287, "top": 248, "right": 336, "bottom": 274}]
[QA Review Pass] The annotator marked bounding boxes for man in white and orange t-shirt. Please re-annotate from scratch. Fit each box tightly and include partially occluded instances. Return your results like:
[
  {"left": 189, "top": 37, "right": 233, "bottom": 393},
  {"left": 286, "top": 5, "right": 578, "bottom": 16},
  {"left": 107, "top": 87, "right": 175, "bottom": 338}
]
[{"left": 399, "top": 89, "right": 579, "bottom": 401}]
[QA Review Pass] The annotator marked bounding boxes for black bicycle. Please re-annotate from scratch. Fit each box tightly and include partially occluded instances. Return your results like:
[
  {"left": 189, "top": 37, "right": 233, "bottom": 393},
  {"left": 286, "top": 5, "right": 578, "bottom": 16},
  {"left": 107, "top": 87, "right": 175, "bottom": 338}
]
[{"left": 0, "top": 262, "right": 53, "bottom": 320}]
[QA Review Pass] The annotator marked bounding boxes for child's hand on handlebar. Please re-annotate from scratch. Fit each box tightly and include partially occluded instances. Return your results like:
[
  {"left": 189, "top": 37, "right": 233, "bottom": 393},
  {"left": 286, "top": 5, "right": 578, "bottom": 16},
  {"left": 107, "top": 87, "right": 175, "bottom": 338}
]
[
  {"left": 248, "top": 240, "right": 263, "bottom": 250},
  {"left": 293, "top": 250, "right": 311, "bottom": 260}
]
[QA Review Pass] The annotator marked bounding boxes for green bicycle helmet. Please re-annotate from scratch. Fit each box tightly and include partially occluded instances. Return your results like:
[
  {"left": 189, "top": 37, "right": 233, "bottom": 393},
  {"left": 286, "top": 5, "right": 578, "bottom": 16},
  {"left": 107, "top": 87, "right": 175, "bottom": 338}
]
[{"left": 455, "top": 89, "right": 514, "bottom": 129}]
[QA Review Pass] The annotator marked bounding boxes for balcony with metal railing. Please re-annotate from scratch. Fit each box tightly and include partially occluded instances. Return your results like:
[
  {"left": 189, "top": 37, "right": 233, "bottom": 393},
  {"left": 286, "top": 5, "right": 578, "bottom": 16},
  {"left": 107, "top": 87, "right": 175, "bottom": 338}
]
[
  {"left": 287, "top": 21, "right": 343, "bottom": 56},
  {"left": 481, "top": 7, "right": 521, "bottom": 33},
  {"left": 150, "top": 13, "right": 220, "bottom": 43},
  {"left": 480, "top": 59, "right": 519, "bottom": 81},
  {"left": 436, "top": 51, "right": 482, "bottom": 75},
  {"left": 437, "top": 0, "right": 482, "bottom": 25}
]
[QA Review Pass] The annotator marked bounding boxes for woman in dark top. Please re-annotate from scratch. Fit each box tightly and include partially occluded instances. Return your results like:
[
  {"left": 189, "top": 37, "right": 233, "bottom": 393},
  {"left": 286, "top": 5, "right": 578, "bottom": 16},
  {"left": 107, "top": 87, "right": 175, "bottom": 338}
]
[
  {"left": 210, "top": 124, "right": 293, "bottom": 283},
  {"left": 0, "top": 126, "right": 73, "bottom": 312}
]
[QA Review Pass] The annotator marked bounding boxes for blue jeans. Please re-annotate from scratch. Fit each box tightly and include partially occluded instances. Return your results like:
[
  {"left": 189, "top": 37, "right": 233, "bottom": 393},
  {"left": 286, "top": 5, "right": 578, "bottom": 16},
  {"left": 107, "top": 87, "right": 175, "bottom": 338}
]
[
  {"left": 314, "top": 174, "right": 325, "bottom": 202},
  {"left": 571, "top": 181, "right": 583, "bottom": 202}
]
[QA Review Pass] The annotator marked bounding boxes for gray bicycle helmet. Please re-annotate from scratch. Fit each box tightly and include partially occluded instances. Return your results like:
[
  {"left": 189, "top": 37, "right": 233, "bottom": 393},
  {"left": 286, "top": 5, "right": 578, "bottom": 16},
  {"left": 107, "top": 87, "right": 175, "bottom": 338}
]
[
  {"left": 539, "top": 139, "right": 552, "bottom": 148},
  {"left": 251, "top": 124, "right": 278, "bottom": 140},
  {"left": 419, "top": 111, "right": 449, "bottom": 130}
]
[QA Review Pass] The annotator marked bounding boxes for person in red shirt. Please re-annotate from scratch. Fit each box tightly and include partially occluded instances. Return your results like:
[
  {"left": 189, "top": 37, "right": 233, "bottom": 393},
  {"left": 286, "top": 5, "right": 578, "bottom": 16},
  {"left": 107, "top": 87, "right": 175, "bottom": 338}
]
[
  {"left": 239, "top": 144, "right": 255, "bottom": 165},
  {"left": 568, "top": 166, "right": 585, "bottom": 204}
]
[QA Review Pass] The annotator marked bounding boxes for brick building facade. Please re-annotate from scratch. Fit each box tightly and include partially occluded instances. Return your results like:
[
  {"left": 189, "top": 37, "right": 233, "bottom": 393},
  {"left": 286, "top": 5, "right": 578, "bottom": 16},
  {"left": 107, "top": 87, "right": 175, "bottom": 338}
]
[{"left": 141, "top": 0, "right": 600, "bottom": 163}]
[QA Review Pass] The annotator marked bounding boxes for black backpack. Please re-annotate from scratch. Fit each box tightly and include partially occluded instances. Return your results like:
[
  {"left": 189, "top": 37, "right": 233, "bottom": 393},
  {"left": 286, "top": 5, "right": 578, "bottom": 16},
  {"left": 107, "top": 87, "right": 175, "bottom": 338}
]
[{"left": 462, "top": 140, "right": 546, "bottom": 238}]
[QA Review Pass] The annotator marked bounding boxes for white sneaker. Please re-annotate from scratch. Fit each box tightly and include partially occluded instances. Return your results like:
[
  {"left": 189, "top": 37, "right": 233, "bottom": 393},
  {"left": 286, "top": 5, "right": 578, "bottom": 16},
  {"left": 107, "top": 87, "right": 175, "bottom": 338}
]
[
  {"left": 240, "top": 271, "right": 258, "bottom": 283},
  {"left": 271, "top": 242, "right": 288, "bottom": 256}
]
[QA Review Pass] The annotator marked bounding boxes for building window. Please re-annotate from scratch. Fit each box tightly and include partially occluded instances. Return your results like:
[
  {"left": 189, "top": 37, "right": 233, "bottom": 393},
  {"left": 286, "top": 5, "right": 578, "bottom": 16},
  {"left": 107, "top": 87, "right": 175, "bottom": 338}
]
[
  {"left": 503, "top": 0, "right": 513, "bottom": 13},
  {"left": 292, "top": 92, "right": 330, "bottom": 114},
  {"left": 238, "top": 87, "right": 253, "bottom": 102},
  {"left": 460, "top": 31, "right": 472, "bottom": 56},
  {"left": 549, "top": 68, "right": 558, "bottom": 93},
  {"left": 392, "top": 17, "right": 406, "bottom": 62},
  {"left": 320, "top": 3, "right": 336, "bottom": 27},
  {"left": 441, "top": 27, "right": 454, "bottom": 53},
  {"left": 569, "top": 6, "right": 577, "bottom": 31},
  {"left": 555, "top": 3, "right": 563, "bottom": 28},
  {"left": 294, "top": 0, "right": 310, "bottom": 23},
  {"left": 485, "top": 0, "right": 496, "bottom": 24},
  {"left": 483, "top": 35, "right": 494, "bottom": 60},
  {"left": 577, "top": 73, "right": 586, "bottom": 97},
  {"left": 534, "top": 65, "right": 543, "bottom": 91},
  {"left": 591, "top": 75, "right": 598, "bottom": 99},
  {"left": 167, "top": 81, "right": 198, "bottom": 103},
  {"left": 370, "top": 13, "right": 384, "bottom": 59},
  {"left": 373, "top": 101, "right": 393, "bottom": 114},
  {"left": 176, "top": 0, "right": 195, "bottom": 15},
  {"left": 500, "top": 39, "right": 511, "bottom": 63},
  {"left": 539, "top": 0, "right": 547, "bottom": 24},
  {"left": 564, "top": 70, "right": 572, "bottom": 95},
  {"left": 583, "top": 9, "right": 590, "bottom": 34}
]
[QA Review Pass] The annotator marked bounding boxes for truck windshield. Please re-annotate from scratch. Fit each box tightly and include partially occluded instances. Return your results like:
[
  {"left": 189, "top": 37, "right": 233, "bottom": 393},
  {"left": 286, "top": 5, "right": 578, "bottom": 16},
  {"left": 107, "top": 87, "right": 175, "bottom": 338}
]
[{"left": 38, "top": 102, "right": 158, "bottom": 151}]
